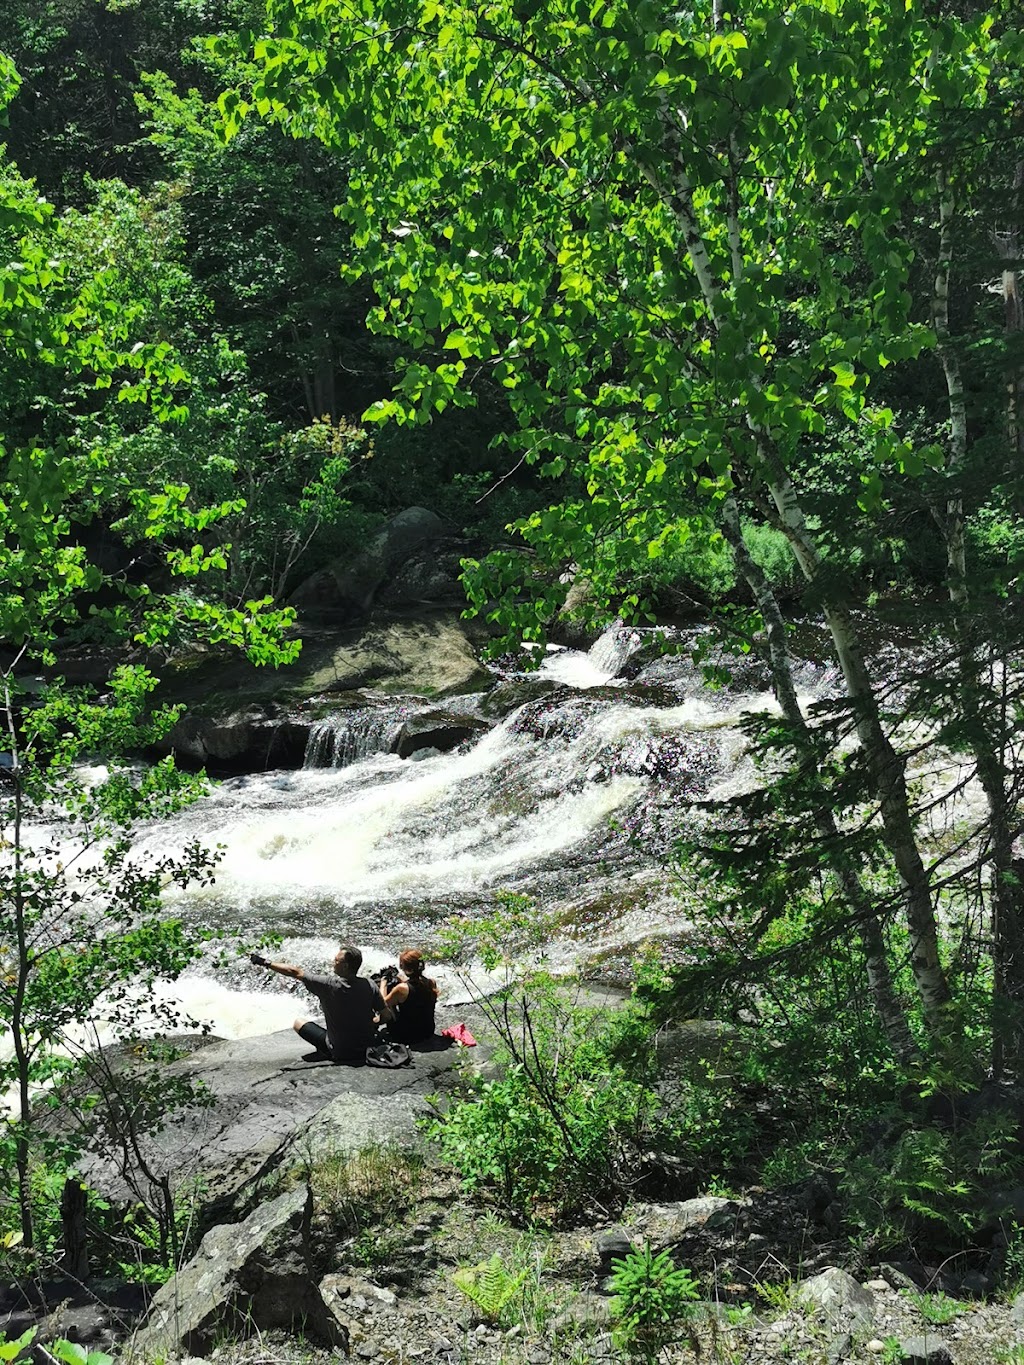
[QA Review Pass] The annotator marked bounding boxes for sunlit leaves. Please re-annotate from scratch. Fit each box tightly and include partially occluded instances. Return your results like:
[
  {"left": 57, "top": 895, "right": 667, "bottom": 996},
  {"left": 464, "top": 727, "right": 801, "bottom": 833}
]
[{"left": 229, "top": 0, "right": 1023, "bottom": 642}]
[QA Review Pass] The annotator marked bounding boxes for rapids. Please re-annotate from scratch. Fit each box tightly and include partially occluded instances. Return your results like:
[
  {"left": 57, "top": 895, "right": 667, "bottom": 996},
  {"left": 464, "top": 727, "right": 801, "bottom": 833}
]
[
  {"left": 129, "top": 625, "right": 828, "bottom": 1033},
  {"left": 19, "top": 623, "right": 989, "bottom": 1040}
]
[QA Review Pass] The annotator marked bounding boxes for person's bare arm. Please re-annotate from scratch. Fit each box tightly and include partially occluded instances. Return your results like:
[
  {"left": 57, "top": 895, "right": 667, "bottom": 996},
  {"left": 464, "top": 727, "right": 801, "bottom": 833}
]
[
  {"left": 250, "top": 952, "right": 304, "bottom": 981},
  {"left": 381, "top": 980, "right": 409, "bottom": 1009}
]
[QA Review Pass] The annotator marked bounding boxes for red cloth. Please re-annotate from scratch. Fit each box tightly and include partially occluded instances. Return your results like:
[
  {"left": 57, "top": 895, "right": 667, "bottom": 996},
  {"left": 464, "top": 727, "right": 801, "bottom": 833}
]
[{"left": 440, "top": 1022, "right": 477, "bottom": 1047}]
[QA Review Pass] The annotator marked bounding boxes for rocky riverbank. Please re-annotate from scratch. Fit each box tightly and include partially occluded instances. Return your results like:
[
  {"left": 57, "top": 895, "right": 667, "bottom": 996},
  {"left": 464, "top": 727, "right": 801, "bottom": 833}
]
[{"left": 4, "top": 1000, "right": 1024, "bottom": 1365}]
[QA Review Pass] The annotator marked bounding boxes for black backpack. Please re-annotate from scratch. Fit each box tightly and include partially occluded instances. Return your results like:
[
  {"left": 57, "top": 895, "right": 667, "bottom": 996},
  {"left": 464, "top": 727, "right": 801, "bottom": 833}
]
[{"left": 365, "top": 1041, "right": 412, "bottom": 1068}]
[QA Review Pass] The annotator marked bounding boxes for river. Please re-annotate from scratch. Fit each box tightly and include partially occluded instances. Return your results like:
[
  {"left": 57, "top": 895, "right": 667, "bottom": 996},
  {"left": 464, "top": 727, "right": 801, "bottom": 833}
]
[{"left": 35, "top": 622, "right": 987, "bottom": 1041}]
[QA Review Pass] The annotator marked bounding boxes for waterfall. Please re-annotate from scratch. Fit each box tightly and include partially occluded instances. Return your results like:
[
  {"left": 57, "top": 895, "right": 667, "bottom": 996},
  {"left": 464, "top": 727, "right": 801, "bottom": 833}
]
[
  {"left": 33, "top": 624, "right": 987, "bottom": 1041},
  {"left": 587, "top": 623, "right": 648, "bottom": 678},
  {"left": 303, "top": 706, "right": 408, "bottom": 768}
]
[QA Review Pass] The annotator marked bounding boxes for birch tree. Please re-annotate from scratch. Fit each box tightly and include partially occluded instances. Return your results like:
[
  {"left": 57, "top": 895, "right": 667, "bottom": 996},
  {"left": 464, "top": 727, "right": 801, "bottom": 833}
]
[{"left": 228, "top": 0, "right": 1024, "bottom": 1053}]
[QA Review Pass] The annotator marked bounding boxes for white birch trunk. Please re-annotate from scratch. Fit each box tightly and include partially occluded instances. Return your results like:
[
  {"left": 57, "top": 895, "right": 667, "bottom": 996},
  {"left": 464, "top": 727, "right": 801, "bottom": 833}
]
[
  {"left": 721, "top": 497, "right": 916, "bottom": 1059},
  {"left": 650, "top": 100, "right": 952, "bottom": 1036}
]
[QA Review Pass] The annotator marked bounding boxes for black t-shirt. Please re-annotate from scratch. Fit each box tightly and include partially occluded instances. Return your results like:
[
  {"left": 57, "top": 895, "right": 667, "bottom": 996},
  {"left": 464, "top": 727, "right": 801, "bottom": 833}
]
[{"left": 302, "top": 973, "right": 378, "bottom": 1060}]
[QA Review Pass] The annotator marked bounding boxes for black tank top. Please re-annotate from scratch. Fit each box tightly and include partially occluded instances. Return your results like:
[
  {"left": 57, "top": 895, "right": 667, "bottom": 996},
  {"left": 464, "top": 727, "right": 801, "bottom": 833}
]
[{"left": 389, "top": 978, "right": 436, "bottom": 1042}]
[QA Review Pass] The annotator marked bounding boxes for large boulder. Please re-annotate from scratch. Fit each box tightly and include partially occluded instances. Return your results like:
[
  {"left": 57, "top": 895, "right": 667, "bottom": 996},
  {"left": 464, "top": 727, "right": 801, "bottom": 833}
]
[
  {"left": 794, "top": 1268, "right": 876, "bottom": 1331},
  {"left": 377, "top": 539, "right": 467, "bottom": 607},
  {"left": 163, "top": 704, "right": 312, "bottom": 772},
  {"left": 80, "top": 1016, "right": 492, "bottom": 1220},
  {"left": 290, "top": 507, "right": 445, "bottom": 619},
  {"left": 128, "top": 1186, "right": 347, "bottom": 1359},
  {"left": 391, "top": 707, "right": 491, "bottom": 758},
  {"left": 296, "top": 613, "right": 492, "bottom": 697}
]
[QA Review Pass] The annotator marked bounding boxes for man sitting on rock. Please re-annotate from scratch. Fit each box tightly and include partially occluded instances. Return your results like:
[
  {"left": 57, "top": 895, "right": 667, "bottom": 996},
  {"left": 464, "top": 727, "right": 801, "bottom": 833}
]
[{"left": 249, "top": 944, "right": 385, "bottom": 1064}]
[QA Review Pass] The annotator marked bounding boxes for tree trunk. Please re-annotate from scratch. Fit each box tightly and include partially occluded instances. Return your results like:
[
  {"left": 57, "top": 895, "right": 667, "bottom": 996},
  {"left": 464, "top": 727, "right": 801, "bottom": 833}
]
[
  {"left": 649, "top": 67, "right": 951, "bottom": 1041},
  {"left": 721, "top": 497, "right": 917, "bottom": 1061},
  {"left": 934, "top": 166, "right": 1024, "bottom": 1077},
  {"left": 60, "top": 1177, "right": 90, "bottom": 1282}
]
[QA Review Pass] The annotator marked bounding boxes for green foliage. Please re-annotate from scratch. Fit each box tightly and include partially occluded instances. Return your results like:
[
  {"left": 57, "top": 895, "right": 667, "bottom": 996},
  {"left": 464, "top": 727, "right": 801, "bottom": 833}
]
[
  {"left": 845, "top": 1110, "right": 1024, "bottom": 1247},
  {"left": 51, "top": 1343, "right": 114, "bottom": 1365},
  {"left": 1000, "top": 1221, "right": 1024, "bottom": 1296},
  {"left": 0, "top": 1331, "right": 112, "bottom": 1365},
  {"left": 0, "top": 1330, "right": 35, "bottom": 1362},
  {"left": 426, "top": 969, "right": 663, "bottom": 1219},
  {"left": 452, "top": 1253, "right": 528, "bottom": 1326},
  {"left": 608, "top": 1243, "right": 699, "bottom": 1363},
  {"left": 904, "top": 1290, "right": 967, "bottom": 1326}
]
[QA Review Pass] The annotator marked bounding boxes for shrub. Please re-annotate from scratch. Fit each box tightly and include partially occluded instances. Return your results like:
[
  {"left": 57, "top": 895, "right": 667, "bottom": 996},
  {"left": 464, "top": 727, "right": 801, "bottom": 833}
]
[{"left": 425, "top": 979, "right": 663, "bottom": 1220}]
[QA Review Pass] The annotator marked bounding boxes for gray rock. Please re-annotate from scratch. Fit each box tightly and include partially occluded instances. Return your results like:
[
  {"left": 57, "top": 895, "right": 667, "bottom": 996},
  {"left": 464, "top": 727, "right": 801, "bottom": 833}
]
[
  {"left": 880, "top": 1262, "right": 928, "bottom": 1291},
  {"left": 129, "top": 1186, "right": 345, "bottom": 1358},
  {"left": 1011, "top": 1290, "right": 1024, "bottom": 1327},
  {"left": 795, "top": 1268, "right": 875, "bottom": 1330},
  {"left": 410, "top": 745, "right": 442, "bottom": 761},
  {"left": 548, "top": 1296, "right": 612, "bottom": 1334},
  {"left": 637, "top": 1196, "right": 745, "bottom": 1248},
  {"left": 595, "top": 1229, "right": 632, "bottom": 1267},
  {"left": 297, "top": 613, "right": 491, "bottom": 697},
  {"left": 291, "top": 507, "right": 445, "bottom": 619},
  {"left": 80, "top": 1021, "right": 489, "bottom": 1217},
  {"left": 551, "top": 574, "right": 602, "bottom": 650},
  {"left": 165, "top": 705, "right": 311, "bottom": 772},
  {"left": 391, "top": 708, "right": 490, "bottom": 758},
  {"left": 897, "top": 1338, "right": 955, "bottom": 1364},
  {"left": 377, "top": 542, "right": 466, "bottom": 607},
  {"left": 827, "top": 1331, "right": 853, "bottom": 1364}
]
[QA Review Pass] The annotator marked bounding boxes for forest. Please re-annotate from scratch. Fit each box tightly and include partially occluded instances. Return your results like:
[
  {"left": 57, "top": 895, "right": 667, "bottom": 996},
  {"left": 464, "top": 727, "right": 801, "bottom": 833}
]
[{"left": 3, "top": 1, "right": 1024, "bottom": 1362}]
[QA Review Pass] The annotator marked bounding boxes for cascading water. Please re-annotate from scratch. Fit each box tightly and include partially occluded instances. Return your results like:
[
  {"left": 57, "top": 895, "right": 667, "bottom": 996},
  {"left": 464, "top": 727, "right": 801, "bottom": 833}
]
[
  {"left": 303, "top": 703, "right": 410, "bottom": 768},
  {"left": 21, "top": 621, "right": 990, "bottom": 1039}
]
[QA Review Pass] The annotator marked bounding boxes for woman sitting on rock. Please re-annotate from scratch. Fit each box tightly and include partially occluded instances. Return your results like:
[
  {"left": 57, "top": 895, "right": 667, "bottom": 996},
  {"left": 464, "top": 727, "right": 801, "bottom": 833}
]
[{"left": 380, "top": 949, "right": 438, "bottom": 1043}]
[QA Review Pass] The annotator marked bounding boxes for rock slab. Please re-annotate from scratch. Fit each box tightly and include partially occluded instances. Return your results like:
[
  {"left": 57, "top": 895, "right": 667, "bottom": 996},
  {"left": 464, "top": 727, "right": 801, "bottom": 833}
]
[
  {"left": 795, "top": 1267, "right": 876, "bottom": 1330},
  {"left": 129, "top": 1186, "right": 346, "bottom": 1359}
]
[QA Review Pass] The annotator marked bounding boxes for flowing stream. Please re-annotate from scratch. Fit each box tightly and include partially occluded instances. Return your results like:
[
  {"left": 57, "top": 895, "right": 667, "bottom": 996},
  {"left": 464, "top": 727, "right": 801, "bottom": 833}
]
[{"left": 24, "top": 623, "right": 990, "bottom": 1040}]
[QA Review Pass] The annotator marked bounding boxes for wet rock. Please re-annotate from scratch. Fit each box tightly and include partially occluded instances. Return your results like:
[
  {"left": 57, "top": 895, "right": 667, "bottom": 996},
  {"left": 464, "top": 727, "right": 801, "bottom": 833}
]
[
  {"left": 477, "top": 677, "right": 559, "bottom": 719},
  {"left": 795, "top": 1268, "right": 875, "bottom": 1330},
  {"left": 130, "top": 1186, "right": 346, "bottom": 1358},
  {"left": 164, "top": 704, "right": 311, "bottom": 773},
  {"left": 391, "top": 709, "right": 491, "bottom": 758}
]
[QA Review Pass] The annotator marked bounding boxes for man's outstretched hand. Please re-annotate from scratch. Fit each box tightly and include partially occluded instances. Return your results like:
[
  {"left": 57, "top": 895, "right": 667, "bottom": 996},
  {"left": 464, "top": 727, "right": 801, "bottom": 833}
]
[{"left": 249, "top": 952, "right": 270, "bottom": 968}]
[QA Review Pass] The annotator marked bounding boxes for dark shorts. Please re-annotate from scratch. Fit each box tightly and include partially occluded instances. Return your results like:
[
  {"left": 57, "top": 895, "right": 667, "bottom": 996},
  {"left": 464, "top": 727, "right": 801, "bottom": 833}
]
[
  {"left": 297, "top": 1020, "right": 331, "bottom": 1054},
  {"left": 297, "top": 1020, "right": 365, "bottom": 1065}
]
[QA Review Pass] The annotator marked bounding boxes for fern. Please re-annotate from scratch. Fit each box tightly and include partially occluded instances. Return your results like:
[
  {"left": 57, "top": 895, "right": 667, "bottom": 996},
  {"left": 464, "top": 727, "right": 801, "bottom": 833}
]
[{"left": 452, "top": 1253, "right": 527, "bottom": 1325}]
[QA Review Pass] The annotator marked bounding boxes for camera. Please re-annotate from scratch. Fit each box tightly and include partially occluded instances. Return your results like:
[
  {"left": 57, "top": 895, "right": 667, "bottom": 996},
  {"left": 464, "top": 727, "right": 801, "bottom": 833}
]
[{"left": 371, "top": 964, "right": 401, "bottom": 989}]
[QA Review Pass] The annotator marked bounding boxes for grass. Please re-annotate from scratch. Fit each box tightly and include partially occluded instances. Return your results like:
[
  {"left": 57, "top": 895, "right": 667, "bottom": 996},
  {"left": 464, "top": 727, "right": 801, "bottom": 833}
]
[{"left": 300, "top": 1139, "right": 428, "bottom": 1255}]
